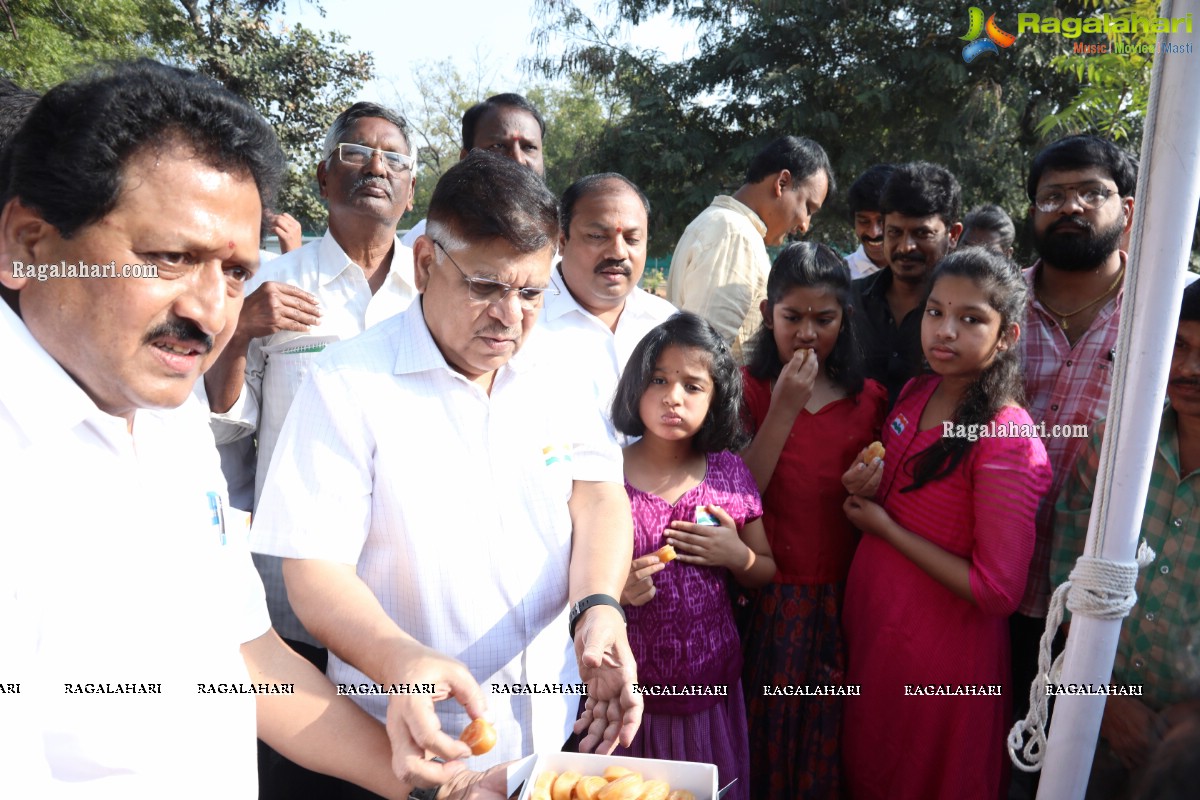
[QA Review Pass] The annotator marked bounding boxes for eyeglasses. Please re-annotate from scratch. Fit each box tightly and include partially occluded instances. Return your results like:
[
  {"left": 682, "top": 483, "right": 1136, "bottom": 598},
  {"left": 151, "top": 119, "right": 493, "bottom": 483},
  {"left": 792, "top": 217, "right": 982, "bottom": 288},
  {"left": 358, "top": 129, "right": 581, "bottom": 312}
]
[
  {"left": 432, "top": 240, "right": 558, "bottom": 309},
  {"left": 1034, "top": 184, "right": 1118, "bottom": 214},
  {"left": 333, "top": 142, "right": 418, "bottom": 175}
]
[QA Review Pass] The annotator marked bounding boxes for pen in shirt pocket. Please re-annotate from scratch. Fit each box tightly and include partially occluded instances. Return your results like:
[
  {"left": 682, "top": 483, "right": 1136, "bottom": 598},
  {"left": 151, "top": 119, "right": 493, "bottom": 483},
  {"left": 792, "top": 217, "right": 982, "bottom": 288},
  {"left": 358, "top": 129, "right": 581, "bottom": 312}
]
[{"left": 206, "top": 491, "right": 226, "bottom": 545}]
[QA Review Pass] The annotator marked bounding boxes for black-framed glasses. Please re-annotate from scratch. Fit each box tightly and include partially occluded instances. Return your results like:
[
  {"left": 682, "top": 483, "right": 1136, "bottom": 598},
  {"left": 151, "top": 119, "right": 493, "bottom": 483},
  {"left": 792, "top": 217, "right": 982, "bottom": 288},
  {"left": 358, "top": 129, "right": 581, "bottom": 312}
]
[
  {"left": 334, "top": 142, "right": 418, "bottom": 175},
  {"left": 1034, "top": 184, "right": 1118, "bottom": 214},
  {"left": 432, "top": 240, "right": 558, "bottom": 309}
]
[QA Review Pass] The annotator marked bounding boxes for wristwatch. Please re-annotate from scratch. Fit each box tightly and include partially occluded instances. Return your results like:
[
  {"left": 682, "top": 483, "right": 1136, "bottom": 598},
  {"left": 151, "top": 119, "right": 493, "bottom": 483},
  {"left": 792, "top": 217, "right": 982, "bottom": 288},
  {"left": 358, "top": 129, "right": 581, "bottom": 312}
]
[
  {"left": 568, "top": 593, "right": 625, "bottom": 639},
  {"left": 407, "top": 758, "right": 445, "bottom": 800}
]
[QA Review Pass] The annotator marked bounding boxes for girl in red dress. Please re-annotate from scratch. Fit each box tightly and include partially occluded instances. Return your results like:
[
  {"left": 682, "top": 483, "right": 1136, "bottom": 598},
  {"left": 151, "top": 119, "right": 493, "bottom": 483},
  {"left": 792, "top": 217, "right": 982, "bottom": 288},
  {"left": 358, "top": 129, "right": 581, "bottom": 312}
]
[
  {"left": 841, "top": 248, "right": 1051, "bottom": 800},
  {"left": 739, "top": 242, "right": 887, "bottom": 799}
]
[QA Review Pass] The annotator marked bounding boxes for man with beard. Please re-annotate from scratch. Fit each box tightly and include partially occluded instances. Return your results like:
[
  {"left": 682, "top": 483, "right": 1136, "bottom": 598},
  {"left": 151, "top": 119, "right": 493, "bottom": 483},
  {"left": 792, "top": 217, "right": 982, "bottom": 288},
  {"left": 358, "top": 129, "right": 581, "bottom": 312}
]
[
  {"left": 844, "top": 164, "right": 896, "bottom": 279},
  {"left": 539, "top": 174, "right": 676, "bottom": 435},
  {"left": 1048, "top": 280, "right": 1200, "bottom": 800},
  {"left": 203, "top": 101, "right": 420, "bottom": 798},
  {"left": 1010, "top": 134, "right": 1137, "bottom": 767},
  {"left": 851, "top": 162, "right": 962, "bottom": 404}
]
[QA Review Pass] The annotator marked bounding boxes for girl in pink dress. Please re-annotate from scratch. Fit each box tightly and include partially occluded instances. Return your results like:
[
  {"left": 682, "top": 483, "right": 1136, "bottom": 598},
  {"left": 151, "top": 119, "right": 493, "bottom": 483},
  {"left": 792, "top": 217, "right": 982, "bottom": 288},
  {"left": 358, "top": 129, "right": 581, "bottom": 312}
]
[
  {"left": 841, "top": 248, "right": 1052, "bottom": 800},
  {"left": 609, "top": 312, "right": 776, "bottom": 800}
]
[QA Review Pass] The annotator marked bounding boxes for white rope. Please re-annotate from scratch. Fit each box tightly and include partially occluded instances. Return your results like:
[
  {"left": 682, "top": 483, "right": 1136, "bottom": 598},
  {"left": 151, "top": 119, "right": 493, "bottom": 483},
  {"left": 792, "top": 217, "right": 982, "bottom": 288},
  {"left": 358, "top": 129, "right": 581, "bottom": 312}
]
[{"left": 1007, "top": 540, "right": 1156, "bottom": 772}]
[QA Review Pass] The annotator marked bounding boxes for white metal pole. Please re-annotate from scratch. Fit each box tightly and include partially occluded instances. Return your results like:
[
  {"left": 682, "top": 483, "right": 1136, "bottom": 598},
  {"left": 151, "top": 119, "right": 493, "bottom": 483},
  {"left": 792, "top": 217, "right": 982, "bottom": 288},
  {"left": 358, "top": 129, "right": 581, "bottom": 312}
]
[{"left": 1035, "top": 3, "right": 1200, "bottom": 797}]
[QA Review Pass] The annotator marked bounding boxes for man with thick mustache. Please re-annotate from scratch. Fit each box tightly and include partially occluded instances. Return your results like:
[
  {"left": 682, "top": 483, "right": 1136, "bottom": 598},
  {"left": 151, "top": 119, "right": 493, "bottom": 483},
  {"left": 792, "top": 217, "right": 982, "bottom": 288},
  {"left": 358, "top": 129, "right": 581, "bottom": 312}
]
[
  {"left": 851, "top": 161, "right": 962, "bottom": 404},
  {"left": 203, "top": 101, "right": 420, "bottom": 797},
  {"left": 1010, "top": 135, "right": 1138, "bottom": 735},
  {"left": 1048, "top": 280, "right": 1200, "bottom": 798},
  {"left": 844, "top": 163, "right": 896, "bottom": 279},
  {"left": 540, "top": 173, "right": 675, "bottom": 434},
  {"left": 0, "top": 60, "right": 503, "bottom": 800}
]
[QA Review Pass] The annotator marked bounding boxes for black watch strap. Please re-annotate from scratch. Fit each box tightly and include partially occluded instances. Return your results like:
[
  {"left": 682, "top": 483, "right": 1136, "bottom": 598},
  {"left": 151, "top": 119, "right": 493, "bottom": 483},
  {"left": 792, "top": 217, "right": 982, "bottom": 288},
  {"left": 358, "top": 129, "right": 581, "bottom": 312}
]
[
  {"left": 408, "top": 787, "right": 439, "bottom": 800},
  {"left": 408, "top": 758, "right": 444, "bottom": 800},
  {"left": 568, "top": 593, "right": 625, "bottom": 639}
]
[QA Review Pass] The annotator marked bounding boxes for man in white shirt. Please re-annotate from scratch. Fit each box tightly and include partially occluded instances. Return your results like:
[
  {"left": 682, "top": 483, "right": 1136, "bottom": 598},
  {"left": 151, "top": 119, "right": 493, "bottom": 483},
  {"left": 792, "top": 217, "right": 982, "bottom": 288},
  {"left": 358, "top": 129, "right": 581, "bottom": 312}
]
[
  {"left": 205, "top": 102, "right": 419, "bottom": 659},
  {"left": 0, "top": 59, "right": 502, "bottom": 800},
  {"left": 540, "top": 173, "right": 676, "bottom": 430},
  {"left": 252, "top": 152, "right": 643, "bottom": 787},
  {"left": 844, "top": 163, "right": 896, "bottom": 280},
  {"left": 401, "top": 93, "right": 545, "bottom": 247},
  {"left": 665, "top": 135, "right": 834, "bottom": 362}
]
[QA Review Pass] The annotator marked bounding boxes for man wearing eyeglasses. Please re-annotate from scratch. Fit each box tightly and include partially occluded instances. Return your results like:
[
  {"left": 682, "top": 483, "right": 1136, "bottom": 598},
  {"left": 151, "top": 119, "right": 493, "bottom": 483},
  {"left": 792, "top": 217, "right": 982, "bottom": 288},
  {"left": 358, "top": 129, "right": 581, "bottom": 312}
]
[
  {"left": 1009, "top": 135, "right": 1138, "bottom": 793},
  {"left": 203, "top": 101, "right": 421, "bottom": 798},
  {"left": 251, "top": 151, "right": 642, "bottom": 797}
]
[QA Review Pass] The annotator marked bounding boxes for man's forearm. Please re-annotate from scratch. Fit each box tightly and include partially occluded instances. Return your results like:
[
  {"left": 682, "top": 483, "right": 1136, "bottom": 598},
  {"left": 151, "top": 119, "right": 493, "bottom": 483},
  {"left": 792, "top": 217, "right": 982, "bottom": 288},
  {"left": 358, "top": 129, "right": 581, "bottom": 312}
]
[
  {"left": 567, "top": 481, "right": 633, "bottom": 602},
  {"left": 242, "top": 629, "right": 411, "bottom": 800},
  {"left": 282, "top": 558, "right": 419, "bottom": 681}
]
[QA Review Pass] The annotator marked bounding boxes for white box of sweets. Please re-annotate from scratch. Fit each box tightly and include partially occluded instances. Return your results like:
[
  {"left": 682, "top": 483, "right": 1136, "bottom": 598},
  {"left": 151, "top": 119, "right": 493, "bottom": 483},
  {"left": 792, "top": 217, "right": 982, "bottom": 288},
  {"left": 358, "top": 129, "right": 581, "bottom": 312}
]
[{"left": 506, "top": 752, "right": 722, "bottom": 799}]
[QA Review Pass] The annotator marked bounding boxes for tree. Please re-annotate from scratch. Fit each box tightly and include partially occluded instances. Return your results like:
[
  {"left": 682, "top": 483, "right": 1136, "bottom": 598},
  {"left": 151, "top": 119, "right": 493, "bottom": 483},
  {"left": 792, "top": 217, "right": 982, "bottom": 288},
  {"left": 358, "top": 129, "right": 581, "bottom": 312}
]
[
  {"left": 531, "top": 0, "right": 1086, "bottom": 261},
  {"left": 0, "top": 0, "right": 177, "bottom": 88}
]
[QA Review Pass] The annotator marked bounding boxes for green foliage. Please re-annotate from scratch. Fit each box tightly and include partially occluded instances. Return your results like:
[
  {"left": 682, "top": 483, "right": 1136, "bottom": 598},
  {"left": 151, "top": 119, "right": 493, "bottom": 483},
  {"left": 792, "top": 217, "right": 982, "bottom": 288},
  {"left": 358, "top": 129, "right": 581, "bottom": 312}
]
[
  {"left": 1035, "top": 0, "right": 1158, "bottom": 142},
  {"left": 0, "top": 0, "right": 180, "bottom": 88},
  {"left": 530, "top": 0, "right": 1091, "bottom": 261}
]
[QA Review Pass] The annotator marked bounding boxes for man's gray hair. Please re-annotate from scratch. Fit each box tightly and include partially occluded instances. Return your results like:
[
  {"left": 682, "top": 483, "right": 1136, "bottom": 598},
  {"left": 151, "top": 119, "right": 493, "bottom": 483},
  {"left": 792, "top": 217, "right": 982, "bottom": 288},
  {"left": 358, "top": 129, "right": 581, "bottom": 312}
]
[{"left": 321, "top": 102, "right": 411, "bottom": 163}]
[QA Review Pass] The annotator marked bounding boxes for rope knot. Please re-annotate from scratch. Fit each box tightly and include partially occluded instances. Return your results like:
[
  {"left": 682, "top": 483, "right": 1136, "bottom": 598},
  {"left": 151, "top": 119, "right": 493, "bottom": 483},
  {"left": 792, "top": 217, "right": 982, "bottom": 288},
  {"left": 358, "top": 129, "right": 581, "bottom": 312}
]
[{"left": 1007, "top": 539, "right": 1157, "bottom": 772}]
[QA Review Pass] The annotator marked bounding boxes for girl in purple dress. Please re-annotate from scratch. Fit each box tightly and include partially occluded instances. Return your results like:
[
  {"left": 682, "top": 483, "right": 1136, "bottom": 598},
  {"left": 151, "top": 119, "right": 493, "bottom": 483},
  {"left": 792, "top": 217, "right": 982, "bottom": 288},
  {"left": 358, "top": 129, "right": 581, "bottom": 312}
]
[{"left": 608, "top": 312, "right": 776, "bottom": 800}]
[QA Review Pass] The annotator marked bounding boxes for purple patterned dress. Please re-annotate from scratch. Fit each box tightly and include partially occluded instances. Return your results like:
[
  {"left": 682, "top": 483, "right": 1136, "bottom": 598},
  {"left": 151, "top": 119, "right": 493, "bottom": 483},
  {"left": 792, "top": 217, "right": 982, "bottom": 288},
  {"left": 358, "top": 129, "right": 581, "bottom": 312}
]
[{"left": 613, "top": 450, "right": 762, "bottom": 800}]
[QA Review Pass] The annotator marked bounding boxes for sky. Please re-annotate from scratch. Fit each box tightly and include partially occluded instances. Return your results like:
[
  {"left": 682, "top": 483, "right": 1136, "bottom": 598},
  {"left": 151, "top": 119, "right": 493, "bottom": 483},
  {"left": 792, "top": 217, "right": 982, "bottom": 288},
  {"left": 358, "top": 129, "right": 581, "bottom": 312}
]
[{"left": 277, "top": 0, "right": 698, "bottom": 109}]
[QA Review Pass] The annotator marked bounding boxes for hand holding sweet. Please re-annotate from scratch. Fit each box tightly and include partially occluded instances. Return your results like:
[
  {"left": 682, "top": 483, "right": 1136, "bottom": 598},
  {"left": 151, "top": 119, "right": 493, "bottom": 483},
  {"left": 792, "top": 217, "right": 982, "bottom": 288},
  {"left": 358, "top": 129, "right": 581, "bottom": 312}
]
[{"left": 665, "top": 505, "right": 747, "bottom": 571}]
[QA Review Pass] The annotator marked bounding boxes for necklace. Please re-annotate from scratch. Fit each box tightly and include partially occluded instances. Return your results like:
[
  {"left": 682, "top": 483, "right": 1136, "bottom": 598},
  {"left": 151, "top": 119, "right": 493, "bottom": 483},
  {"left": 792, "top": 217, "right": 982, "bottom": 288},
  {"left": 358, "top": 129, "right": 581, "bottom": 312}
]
[{"left": 1037, "top": 266, "right": 1125, "bottom": 331}]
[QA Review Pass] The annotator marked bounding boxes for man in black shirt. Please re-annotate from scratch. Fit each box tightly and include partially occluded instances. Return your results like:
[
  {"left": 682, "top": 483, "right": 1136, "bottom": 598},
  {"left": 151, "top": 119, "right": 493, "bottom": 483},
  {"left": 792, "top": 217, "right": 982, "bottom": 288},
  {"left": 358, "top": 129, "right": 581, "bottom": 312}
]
[{"left": 851, "top": 162, "right": 963, "bottom": 404}]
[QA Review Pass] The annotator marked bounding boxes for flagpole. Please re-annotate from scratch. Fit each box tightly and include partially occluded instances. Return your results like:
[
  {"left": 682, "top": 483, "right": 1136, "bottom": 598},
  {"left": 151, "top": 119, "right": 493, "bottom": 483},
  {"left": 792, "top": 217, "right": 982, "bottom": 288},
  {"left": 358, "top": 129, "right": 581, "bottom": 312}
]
[{"left": 1035, "top": 3, "right": 1200, "bottom": 797}]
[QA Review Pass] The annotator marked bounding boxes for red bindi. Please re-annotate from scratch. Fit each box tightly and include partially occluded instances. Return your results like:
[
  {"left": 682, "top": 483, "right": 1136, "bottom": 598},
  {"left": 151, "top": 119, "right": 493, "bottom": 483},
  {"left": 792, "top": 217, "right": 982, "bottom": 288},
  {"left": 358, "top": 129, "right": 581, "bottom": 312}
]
[{"left": 227, "top": 241, "right": 235, "bottom": 250}]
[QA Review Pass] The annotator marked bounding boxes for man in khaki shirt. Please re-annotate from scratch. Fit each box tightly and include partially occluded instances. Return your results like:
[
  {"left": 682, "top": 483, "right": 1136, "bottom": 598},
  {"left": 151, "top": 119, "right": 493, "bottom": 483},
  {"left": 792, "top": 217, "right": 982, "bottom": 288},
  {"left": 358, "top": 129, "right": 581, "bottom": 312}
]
[{"left": 665, "top": 136, "right": 833, "bottom": 361}]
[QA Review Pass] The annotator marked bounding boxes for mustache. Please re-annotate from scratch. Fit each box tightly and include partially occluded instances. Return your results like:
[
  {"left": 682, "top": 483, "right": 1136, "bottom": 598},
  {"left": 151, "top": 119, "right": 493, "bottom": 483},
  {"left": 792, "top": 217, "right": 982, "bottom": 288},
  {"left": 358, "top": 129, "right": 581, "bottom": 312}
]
[
  {"left": 1171, "top": 377, "right": 1200, "bottom": 389},
  {"left": 861, "top": 234, "right": 884, "bottom": 245},
  {"left": 477, "top": 324, "right": 522, "bottom": 340},
  {"left": 353, "top": 175, "right": 392, "bottom": 198},
  {"left": 143, "top": 319, "right": 213, "bottom": 353},
  {"left": 1049, "top": 216, "right": 1093, "bottom": 235},
  {"left": 594, "top": 259, "right": 632, "bottom": 275}
]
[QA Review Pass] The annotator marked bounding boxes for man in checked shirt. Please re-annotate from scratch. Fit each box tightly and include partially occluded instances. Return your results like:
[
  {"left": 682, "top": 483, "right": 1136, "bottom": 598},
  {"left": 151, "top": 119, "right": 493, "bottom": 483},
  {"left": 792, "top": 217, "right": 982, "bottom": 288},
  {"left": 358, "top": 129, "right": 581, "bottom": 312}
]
[{"left": 1010, "top": 135, "right": 1138, "bottom": 737}]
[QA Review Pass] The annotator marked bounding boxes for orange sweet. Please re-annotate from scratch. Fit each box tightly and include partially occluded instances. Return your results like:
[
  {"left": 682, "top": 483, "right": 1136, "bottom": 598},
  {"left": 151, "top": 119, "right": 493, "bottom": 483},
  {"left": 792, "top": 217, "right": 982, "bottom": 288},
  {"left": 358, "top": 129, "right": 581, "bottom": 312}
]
[
  {"left": 529, "top": 769, "right": 556, "bottom": 800},
  {"left": 636, "top": 779, "right": 670, "bottom": 800},
  {"left": 550, "top": 771, "right": 581, "bottom": 800},
  {"left": 458, "top": 717, "right": 496, "bottom": 756},
  {"left": 863, "top": 441, "right": 886, "bottom": 463},
  {"left": 575, "top": 776, "right": 609, "bottom": 800},
  {"left": 654, "top": 544, "right": 677, "bottom": 563},
  {"left": 598, "top": 774, "right": 644, "bottom": 800}
]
